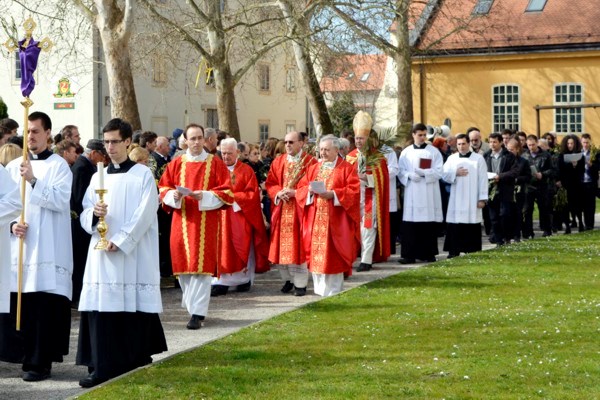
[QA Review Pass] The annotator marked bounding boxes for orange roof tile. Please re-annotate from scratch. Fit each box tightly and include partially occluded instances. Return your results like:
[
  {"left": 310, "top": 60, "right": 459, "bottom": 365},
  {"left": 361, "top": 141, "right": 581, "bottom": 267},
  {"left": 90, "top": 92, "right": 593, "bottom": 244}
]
[
  {"left": 415, "top": 0, "right": 600, "bottom": 52},
  {"left": 320, "top": 54, "right": 387, "bottom": 93}
]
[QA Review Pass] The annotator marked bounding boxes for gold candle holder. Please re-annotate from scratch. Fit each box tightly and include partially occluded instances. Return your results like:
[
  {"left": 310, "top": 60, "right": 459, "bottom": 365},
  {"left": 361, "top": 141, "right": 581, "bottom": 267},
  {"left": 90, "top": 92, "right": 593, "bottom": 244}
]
[{"left": 94, "top": 189, "right": 109, "bottom": 250}]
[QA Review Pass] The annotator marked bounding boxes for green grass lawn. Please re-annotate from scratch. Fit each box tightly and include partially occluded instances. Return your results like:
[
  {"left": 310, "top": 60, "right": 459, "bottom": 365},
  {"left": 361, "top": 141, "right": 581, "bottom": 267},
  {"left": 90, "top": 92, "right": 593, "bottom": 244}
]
[{"left": 82, "top": 231, "right": 600, "bottom": 400}]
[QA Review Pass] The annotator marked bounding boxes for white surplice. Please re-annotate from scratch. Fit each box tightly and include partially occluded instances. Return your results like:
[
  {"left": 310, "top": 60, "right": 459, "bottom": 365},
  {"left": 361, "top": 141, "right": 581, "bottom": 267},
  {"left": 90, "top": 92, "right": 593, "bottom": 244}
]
[
  {"left": 6, "top": 154, "right": 73, "bottom": 299},
  {"left": 442, "top": 152, "right": 489, "bottom": 224},
  {"left": 398, "top": 145, "right": 443, "bottom": 222},
  {"left": 0, "top": 165, "right": 21, "bottom": 312},
  {"left": 79, "top": 164, "right": 163, "bottom": 313}
]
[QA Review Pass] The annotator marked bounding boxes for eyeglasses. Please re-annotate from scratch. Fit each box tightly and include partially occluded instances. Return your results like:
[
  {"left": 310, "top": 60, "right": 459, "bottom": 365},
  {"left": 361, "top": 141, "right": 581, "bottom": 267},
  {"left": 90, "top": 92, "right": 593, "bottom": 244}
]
[
  {"left": 284, "top": 141, "right": 297, "bottom": 145},
  {"left": 103, "top": 139, "right": 124, "bottom": 145}
]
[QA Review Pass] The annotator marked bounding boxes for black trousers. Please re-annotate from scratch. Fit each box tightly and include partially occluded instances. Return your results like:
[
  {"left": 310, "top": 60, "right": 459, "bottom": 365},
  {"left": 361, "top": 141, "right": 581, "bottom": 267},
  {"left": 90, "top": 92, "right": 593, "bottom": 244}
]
[
  {"left": 523, "top": 186, "right": 552, "bottom": 236},
  {"left": 582, "top": 182, "right": 597, "bottom": 229},
  {"left": 487, "top": 197, "right": 513, "bottom": 244}
]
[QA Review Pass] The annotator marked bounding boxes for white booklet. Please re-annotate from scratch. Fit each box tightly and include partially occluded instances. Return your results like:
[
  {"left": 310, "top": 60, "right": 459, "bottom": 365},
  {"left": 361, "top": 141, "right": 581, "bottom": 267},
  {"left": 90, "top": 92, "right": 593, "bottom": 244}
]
[
  {"left": 563, "top": 153, "right": 583, "bottom": 163},
  {"left": 487, "top": 172, "right": 497, "bottom": 180},
  {"left": 310, "top": 181, "right": 326, "bottom": 194},
  {"left": 176, "top": 185, "right": 193, "bottom": 196}
]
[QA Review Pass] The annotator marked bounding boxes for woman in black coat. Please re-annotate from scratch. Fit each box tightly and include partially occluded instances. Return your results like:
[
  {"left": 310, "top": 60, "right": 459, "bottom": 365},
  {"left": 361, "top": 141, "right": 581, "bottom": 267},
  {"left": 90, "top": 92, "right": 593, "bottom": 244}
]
[{"left": 558, "top": 134, "right": 585, "bottom": 233}]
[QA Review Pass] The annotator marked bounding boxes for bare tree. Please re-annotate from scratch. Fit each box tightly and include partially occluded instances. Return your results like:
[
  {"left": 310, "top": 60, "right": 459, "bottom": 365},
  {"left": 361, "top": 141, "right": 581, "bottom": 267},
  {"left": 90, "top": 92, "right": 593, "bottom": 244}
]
[
  {"left": 276, "top": 0, "right": 334, "bottom": 137},
  {"left": 72, "top": 0, "right": 141, "bottom": 129},
  {"left": 139, "top": 0, "right": 298, "bottom": 140}
]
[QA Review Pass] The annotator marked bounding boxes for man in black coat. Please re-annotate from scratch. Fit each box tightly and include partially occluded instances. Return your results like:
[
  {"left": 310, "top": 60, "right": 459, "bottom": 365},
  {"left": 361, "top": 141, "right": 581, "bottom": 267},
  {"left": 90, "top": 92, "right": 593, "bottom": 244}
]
[
  {"left": 581, "top": 133, "right": 599, "bottom": 230},
  {"left": 150, "top": 136, "right": 173, "bottom": 278},
  {"left": 522, "top": 135, "right": 555, "bottom": 237},
  {"left": 70, "top": 139, "right": 107, "bottom": 307},
  {"left": 483, "top": 133, "right": 520, "bottom": 246}
]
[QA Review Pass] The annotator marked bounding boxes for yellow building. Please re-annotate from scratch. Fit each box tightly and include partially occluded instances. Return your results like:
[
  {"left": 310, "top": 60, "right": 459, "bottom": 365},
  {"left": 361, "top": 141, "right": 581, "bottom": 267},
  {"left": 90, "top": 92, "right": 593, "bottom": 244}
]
[{"left": 411, "top": 0, "right": 600, "bottom": 142}]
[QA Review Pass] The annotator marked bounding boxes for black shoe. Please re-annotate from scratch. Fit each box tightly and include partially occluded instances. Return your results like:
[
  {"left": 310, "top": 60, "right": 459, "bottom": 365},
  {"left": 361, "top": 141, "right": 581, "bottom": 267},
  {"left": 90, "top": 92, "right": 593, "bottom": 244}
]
[
  {"left": 421, "top": 257, "right": 437, "bottom": 262},
  {"left": 294, "top": 287, "right": 306, "bottom": 297},
  {"left": 513, "top": 237, "right": 521, "bottom": 243},
  {"left": 236, "top": 281, "right": 251, "bottom": 292},
  {"left": 398, "top": 258, "right": 415, "bottom": 265},
  {"left": 23, "top": 368, "right": 51, "bottom": 382},
  {"left": 564, "top": 227, "right": 571, "bottom": 234},
  {"left": 356, "top": 263, "right": 372, "bottom": 272},
  {"left": 79, "top": 373, "right": 106, "bottom": 388},
  {"left": 578, "top": 223, "right": 585, "bottom": 233},
  {"left": 186, "top": 314, "right": 204, "bottom": 330},
  {"left": 210, "top": 284, "right": 229, "bottom": 297},
  {"left": 542, "top": 231, "right": 552, "bottom": 237},
  {"left": 281, "top": 281, "right": 294, "bottom": 293}
]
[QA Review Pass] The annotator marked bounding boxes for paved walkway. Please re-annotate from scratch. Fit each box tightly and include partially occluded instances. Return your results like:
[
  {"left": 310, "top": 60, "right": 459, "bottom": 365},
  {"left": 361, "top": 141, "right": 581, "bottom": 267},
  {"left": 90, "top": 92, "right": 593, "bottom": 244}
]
[{"left": 0, "top": 221, "right": 593, "bottom": 400}]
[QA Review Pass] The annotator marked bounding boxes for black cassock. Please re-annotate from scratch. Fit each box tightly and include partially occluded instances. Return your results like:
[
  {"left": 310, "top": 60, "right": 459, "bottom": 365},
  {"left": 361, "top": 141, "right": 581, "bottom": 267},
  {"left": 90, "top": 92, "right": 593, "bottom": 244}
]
[{"left": 70, "top": 155, "right": 97, "bottom": 304}]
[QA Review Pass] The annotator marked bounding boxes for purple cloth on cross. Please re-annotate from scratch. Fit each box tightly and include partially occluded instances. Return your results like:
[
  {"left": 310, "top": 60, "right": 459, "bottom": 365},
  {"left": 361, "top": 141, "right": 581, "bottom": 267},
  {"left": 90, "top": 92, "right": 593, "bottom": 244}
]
[{"left": 18, "top": 37, "right": 41, "bottom": 98}]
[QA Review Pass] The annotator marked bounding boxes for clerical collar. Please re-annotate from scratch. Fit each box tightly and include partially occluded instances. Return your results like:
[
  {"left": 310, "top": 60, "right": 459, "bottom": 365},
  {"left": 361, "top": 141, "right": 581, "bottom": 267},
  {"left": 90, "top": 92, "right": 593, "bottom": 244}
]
[
  {"left": 186, "top": 149, "right": 208, "bottom": 162},
  {"left": 226, "top": 160, "right": 237, "bottom": 171},
  {"left": 459, "top": 152, "right": 472, "bottom": 158},
  {"left": 287, "top": 149, "right": 303, "bottom": 162},
  {"left": 320, "top": 158, "right": 337, "bottom": 170},
  {"left": 413, "top": 143, "right": 427, "bottom": 150},
  {"left": 30, "top": 149, "right": 53, "bottom": 160},
  {"left": 108, "top": 158, "right": 136, "bottom": 174}
]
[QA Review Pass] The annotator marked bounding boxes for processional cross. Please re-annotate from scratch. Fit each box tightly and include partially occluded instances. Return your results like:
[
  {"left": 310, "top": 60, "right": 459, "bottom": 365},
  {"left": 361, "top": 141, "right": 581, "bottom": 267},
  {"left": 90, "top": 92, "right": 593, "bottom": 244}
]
[{"left": 3, "top": 17, "right": 52, "bottom": 331}]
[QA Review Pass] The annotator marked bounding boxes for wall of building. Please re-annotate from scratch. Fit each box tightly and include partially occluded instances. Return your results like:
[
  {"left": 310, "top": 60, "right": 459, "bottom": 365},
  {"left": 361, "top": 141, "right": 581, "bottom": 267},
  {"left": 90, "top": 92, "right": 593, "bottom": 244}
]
[{"left": 412, "top": 50, "right": 600, "bottom": 142}]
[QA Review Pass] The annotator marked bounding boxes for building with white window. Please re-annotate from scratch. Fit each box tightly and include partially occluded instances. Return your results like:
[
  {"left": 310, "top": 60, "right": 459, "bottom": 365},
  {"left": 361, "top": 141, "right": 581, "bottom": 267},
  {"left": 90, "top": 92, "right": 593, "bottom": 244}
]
[
  {"left": 0, "top": 5, "right": 308, "bottom": 144},
  {"left": 402, "top": 0, "right": 600, "bottom": 141}
]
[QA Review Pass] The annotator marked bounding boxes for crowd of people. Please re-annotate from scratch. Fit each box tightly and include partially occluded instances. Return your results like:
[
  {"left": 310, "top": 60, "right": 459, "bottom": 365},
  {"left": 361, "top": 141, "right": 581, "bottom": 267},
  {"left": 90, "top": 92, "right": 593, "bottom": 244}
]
[{"left": 0, "top": 111, "right": 599, "bottom": 389}]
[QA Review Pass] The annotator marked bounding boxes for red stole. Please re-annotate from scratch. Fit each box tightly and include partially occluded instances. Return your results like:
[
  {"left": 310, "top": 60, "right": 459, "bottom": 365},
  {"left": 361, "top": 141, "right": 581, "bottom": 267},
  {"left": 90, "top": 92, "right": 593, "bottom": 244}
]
[
  {"left": 297, "top": 159, "right": 361, "bottom": 274},
  {"left": 265, "top": 152, "right": 317, "bottom": 264}
]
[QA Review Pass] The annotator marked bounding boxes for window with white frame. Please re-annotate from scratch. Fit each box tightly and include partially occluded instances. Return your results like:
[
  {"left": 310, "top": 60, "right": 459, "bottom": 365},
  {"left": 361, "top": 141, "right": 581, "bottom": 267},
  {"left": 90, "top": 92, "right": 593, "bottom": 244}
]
[
  {"left": 15, "top": 53, "right": 21, "bottom": 81},
  {"left": 206, "top": 109, "right": 219, "bottom": 129},
  {"left": 285, "top": 68, "right": 296, "bottom": 92},
  {"left": 554, "top": 83, "right": 583, "bottom": 134},
  {"left": 259, "top": 122, "right": 269, "bottom": 142},
  {"left": 492, "top": 84, "right": 520, "bottom": 133},
  {"left": 258, "top": 64, "right": 270, "bottom": 92},
  {"left": 286, "top": 123, "right": 296, "bottom": 133}
]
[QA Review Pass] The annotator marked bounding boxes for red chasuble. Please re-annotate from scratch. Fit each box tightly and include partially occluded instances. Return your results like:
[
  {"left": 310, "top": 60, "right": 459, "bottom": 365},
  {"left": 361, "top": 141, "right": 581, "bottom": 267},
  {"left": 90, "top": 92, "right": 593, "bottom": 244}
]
[
  {"left": 346, "top": 149, "right": 391, "bottom": 263},
  {"left": 220, "top": 161, "right": 270, "bottom": 276},
  {"left": 265, "top": 152, "right": 317, "bottom": 265},
  {"left": 296, "top": 159, "right": 361, "bottom": 274},
  {"left": 158, "top": 154, "right": 234, "bottom": 276}
]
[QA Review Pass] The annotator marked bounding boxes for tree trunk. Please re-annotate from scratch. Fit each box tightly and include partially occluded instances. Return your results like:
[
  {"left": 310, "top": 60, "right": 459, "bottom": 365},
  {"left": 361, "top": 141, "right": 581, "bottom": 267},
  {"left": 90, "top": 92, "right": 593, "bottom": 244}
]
[
  {"left": 206, "top": 2, "right": 241, "bottom": 140},
  {"left": 278, "top": 0, "right": 333, "bottom": 138},
  {"left": 394, "top": 0, "right": 414, "bottom": 141},
  {"left": 215, "top": 63, "right": 241, "bottom": 140},
  {"left": 100, "top": 33, "right": 141, "bottom": 130},
  {"left": 291, "top": 40, "right": 334, "bottom": 138}
]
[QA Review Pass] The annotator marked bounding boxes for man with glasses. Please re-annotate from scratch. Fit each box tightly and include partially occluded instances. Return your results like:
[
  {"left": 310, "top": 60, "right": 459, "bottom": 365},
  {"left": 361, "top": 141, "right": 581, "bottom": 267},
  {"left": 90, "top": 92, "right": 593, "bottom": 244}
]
[
  {"left": 265, "top": 131, "right": 317, "bottom": 296},
  {"left": 159, "top": 124, "right": 233, "bottom": 328},
  {"left": 2, "top": 111, "right": 73, "bottom": 382},
  {"left": 77, "top": 118, "right": 167, "bottom": 387},
  {"left": 467, "top": 127, "right": 489, "bottom": 155}
]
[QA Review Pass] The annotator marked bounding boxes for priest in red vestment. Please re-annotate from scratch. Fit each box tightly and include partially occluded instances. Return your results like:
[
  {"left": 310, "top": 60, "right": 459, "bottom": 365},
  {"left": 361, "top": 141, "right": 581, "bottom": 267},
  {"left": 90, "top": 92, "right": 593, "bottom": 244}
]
[
  {"left": 211, "top": 138, "right": 269, "bottom": 296},
  {"left": 158, "top": 123, "right": 233, "bottom": 330},
  {"left": 296, "top": 135, "right": 360, "bottom": 296},
  {"left": 265, "top": 131, "right": 317, "bottom": 296},
  {"left": 345, "top": 111, "right": 391, "bottom": 271}
]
